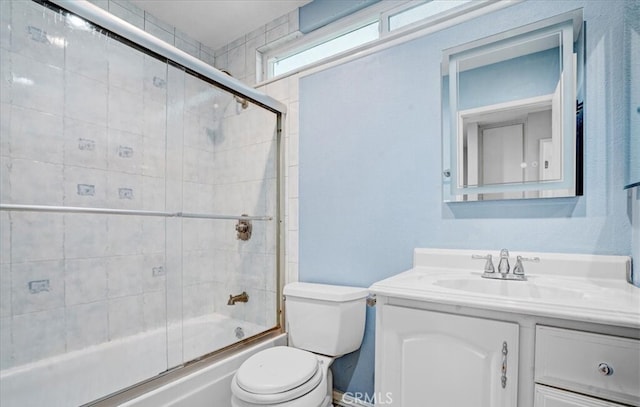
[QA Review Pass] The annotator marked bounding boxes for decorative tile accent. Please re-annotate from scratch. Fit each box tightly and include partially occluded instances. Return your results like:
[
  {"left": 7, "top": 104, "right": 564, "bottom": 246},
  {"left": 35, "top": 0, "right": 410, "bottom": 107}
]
[
  {"left": 118, "top": 187, "right": 134, "bottom": 199},
  {"left": 28, "top": 279, "right": 50, "bottom": 294},
  {"left": 78, "top": 138, "right": 96, "bottom": 151},
  {"left": 117, "top": 145, "right": 133, "bottom": 158},
  {"left": 77, "top": 184, "right": 95, "bottom": 196}
]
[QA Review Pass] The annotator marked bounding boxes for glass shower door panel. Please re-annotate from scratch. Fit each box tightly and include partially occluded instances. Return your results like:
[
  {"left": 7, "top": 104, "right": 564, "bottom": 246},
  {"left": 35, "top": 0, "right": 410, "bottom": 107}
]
[
  {"left": 175, "top": 72, "right": 280, "bottom": 363},
  {"left": 0, "top": 2, "right": 170, "bottom": 405}
]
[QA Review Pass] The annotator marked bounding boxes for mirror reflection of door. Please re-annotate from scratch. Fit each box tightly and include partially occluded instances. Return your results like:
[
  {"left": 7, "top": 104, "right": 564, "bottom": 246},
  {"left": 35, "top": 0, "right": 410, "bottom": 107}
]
[{"left": 480, "top": 123, "right": 524, "bottom": 200}]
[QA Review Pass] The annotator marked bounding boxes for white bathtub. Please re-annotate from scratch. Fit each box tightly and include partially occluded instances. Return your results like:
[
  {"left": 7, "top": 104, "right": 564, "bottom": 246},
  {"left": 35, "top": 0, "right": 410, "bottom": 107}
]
[{"left": 0, "top": 314, "right": 281, "bottom": 407}]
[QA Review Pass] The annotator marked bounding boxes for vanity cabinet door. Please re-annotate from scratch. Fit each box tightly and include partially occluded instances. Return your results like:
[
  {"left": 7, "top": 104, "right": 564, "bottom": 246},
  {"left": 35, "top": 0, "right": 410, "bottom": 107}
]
[{"left": 376, "top": 305, "right": 518, "bottom": 407}]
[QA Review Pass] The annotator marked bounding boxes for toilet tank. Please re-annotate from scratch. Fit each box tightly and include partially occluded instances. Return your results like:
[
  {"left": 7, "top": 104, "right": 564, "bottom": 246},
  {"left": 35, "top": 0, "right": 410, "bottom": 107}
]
[{"left": 283, "top": 282, "right": 368, "bottom": 357}]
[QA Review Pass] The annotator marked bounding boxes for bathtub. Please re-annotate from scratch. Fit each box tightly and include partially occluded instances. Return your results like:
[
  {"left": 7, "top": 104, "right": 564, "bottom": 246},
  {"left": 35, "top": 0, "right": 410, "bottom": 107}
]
[{"left": 0, "top": 314, "right": 282, "bottom": 407}]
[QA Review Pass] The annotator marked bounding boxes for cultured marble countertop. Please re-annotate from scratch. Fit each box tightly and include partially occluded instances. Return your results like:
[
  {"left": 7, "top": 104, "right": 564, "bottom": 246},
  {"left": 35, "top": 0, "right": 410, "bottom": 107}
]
[{"left": 369, "top": 249, "right": 640, "bottom": 329}]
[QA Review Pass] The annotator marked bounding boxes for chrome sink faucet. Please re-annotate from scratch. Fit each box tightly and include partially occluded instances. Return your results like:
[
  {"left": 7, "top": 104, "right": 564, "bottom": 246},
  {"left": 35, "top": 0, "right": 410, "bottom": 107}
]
[
  {"left": 497, "top": 249, "right": 510, "bottom": 275},
  {"left": 472, "top": 249, "right": 539, "bottom": 281}
]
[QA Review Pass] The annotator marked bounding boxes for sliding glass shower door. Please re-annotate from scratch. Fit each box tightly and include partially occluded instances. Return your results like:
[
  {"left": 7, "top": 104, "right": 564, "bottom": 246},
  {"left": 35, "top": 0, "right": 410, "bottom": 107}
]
[{"left": 0, "top": 1, "right": 282, "bottom": 405}]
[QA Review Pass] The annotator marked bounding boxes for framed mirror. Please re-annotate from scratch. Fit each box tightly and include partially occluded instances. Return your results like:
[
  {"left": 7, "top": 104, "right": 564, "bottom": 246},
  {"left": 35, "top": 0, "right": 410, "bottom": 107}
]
[{"left": 442, "top": 10, "right": 584, "bottom": 202}]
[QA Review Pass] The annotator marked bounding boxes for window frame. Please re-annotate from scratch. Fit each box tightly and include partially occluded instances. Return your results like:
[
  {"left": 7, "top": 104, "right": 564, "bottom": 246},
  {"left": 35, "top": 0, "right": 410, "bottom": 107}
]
[{"left": 260, "top": 0, "right": 499, "bottom": 81}]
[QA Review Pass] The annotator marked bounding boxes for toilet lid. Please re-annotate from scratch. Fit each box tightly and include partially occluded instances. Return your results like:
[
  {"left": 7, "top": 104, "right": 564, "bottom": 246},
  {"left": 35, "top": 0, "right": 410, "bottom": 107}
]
[{"left": 236, "top": 347, "right": 319, "bottom": 394}]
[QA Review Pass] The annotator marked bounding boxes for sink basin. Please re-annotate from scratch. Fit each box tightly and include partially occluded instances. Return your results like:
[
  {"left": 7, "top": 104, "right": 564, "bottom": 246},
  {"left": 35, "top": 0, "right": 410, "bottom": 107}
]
[{"left": 433, "top": 277, "right": 586, "bottom": 300}]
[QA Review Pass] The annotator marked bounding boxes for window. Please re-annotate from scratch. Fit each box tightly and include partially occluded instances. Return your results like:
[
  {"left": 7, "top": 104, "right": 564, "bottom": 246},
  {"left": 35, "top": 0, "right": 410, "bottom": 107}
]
[
  {"left": 271, "top": 21, "right": 379, "bottom": 78},
  {"left": 263, "top": 0, "right": 493, "bottom": 80},
  {"left": 388, "top": 0, "right": 474, "bottom": 32}
]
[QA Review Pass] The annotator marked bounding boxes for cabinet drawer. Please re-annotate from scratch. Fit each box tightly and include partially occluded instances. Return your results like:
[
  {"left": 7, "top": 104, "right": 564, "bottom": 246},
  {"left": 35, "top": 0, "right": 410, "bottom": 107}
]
[
  {"left": 535, "top": 384, "right": 626, "bottom": 407},
  {"left": 535, "top": 326, "right": 640, "bottom": 406}
]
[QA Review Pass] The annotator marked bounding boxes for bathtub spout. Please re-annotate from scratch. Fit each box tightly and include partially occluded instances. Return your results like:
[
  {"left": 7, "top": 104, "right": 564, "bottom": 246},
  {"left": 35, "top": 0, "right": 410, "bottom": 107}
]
[{"left": 228, "top": 291, "right": 249, "bottom": 305}]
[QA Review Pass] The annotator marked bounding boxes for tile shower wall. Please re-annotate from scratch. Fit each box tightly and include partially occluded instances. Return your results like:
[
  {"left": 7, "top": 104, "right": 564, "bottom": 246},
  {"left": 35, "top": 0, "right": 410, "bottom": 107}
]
[{"left": 0, "top": 0, "right": 278, "bottom": 375}]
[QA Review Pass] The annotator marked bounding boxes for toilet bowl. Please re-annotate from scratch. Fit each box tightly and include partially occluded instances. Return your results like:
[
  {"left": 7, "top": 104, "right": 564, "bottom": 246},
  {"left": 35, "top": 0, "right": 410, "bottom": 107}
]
[
  {"left": 230, "top": 347, "right": 333, "bottom": 407},
  {"left": 229, "top": 282, "right": 368, "bottom": 407}
]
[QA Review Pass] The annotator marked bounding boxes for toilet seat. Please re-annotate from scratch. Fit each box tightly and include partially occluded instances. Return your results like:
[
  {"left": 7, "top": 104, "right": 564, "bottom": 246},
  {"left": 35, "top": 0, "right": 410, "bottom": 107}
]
[{"left": 231, "top": 347, "right": 325, "bottom": 405}]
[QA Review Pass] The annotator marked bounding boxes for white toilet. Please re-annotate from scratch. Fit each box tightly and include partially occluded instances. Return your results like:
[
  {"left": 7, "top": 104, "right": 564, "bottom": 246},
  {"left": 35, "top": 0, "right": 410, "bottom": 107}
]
[{"left": 230, "top": 282, "right": 368, "bottom": 407}]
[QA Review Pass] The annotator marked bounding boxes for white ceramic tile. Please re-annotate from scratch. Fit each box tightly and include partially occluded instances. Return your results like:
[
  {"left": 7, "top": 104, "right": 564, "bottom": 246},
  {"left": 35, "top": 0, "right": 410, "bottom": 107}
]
[
  {"left": 108, "top": 295, "right": 143, "bottom": 339},
  {"left": 0, "top": 0, "right": 10, "bottom": 51},
  {"left": 288, "top": 10, "right": 300, "bottom": 34},
  {"left": 11, "top": 308, "right": 65, "bottom": 366},
  {"left": 63, "top": 166, "right": 108, "bottom": 207},
  {"left": 108, "top": 86, "right": 144, "bottom": 134},
  {"left": 288, "top": 74, "right": 300, "bottom": 102},
  {"left": 286, "top": 261, "right": 299, "bottom": 285},
  {"left": 64, "top": 214, "right": 108, "bottom": 259},
  {"left": 142, "top": 290, "right": 166, "bottom": 330},
  {"left": 1, "top": 103, "right": 11, "bottom": 155},
  {"left": 140, "top": 217, "right": 165, "bottom": 254},
  {"left": 143, "top": 55, "right": 167, "bottom": 101},
  {"left": 108, "top": 1, "right": 144, "bottom": 29},
  {"left": 175, "top": 36, "right": 199, "bottom": 58},
  {"left": 10, "top": 1, "right": 66, "bottom": 68},
  {"left": 143, "top": 99, "right": 167, "bottom": 140},
  {"left": 144, "top": 11, "right": 174, "bottom": 35},
  {"left": 108, "top": 38, "right": 144, "bottom": 93},
  {"left": 106, "top": 215, "right": 142, "bottom": 256},
  {"left": 0, "top": 317, "right": 11, "bottom": 370},
  {"left": 10, "top": 212, "right": 64, "bottom": 263},
  {"left": 287, "top": 100, "right": 299, "bottom": 135},
  {"left": 107, "top": 254, "right": 143, "bottom": 298},
  {"left": 0, "top": 263, "right": 10, "bottom": 318},
  {"left": 0, "top": 49, "right": 11, "bottom": 105},
  {"left": 107, "top": 127, "right": 143, "bottom": 174},
  {"left": 65, "top": 25, "right": 109, "bottom": 83},
  {"left": 65, "top": 73, "right": 107, "bottom": 126},
  {"left": 0, "top": 211, "right": 10, "bottom": 264},
  {"left": 227, "top": 43, "right": 247, "bottom": 79},
  {"left": 63, "top": 118, "right": 108, "bottom": 170},
  {"left": 106, "top": 172, "right": 142, "bottom": 209},
  {"left": 142, "top": 136, "right": 165, "bottom": 178},
  {"left": 0, "top": 155, "right": 9, "bottom": 203},
  {"left": 10, "top": 158, "right": 63, "bottom": 205},
  {"left": 11, "top": 259, "right": 64, "bottom": 315},
  {"left": 288, "top": 132, "right": 299, "bottom": 166},
  {"left": 288, "top": 198, "right": 298, "bottom": 231},
  {"left": 214, "top": 51, "right": 228, "bottom": 72},
  {"left": 144, "top": 21, "right": 174, "bottom": 46},
  {"left": 182, "top": 249, "right": 212, "bottom": 285},
  {"left": 288, "top": 165, "right": 298, "bottom": 198},
  {"left": 182, "top": 281, "right": 215, "bottom": 318},
  {"left": 266, "top": 23, "right": 289, "bottom": 45},
  {"left": 65, "top": 301, "right": 108, "bottom": 351},
  {"left": 266, "top": 79, "right": 290, "bottom": 103},
  {"left": 64, "top": 257, "right": 108, "bottom": 305},
  {"left": 142, "top": 252, "right": 165, "bottom": 292},
  {"left": 10, "top": 51, "right": 64, "bottom": 116},
  {"left": 9, "top": 105, "right": 63, "bottom": 164},
  {"left": 141, "top": 175, "right": 165, "bottom": 211},
  {"left": 287, "top": 230, "right": 298, "bottom": 263}
]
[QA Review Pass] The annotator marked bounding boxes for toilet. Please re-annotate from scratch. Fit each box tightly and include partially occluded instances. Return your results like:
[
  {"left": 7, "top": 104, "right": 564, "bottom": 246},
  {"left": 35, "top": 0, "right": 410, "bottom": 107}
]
[{"left": 230, "top": 282, "right": 368, "bottom": 407}]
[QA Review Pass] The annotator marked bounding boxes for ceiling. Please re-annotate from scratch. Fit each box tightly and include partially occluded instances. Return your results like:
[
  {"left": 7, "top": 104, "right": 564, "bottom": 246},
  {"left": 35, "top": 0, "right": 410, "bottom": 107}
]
[{"left": 130, "top": 0, "right": 312, "bottom": 51}]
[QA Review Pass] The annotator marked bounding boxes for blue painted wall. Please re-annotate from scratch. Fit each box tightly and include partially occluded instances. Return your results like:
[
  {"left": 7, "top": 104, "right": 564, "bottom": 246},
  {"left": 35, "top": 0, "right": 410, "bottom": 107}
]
[{"left": 298, "top": 0, "right": 634, "bottom": 397}]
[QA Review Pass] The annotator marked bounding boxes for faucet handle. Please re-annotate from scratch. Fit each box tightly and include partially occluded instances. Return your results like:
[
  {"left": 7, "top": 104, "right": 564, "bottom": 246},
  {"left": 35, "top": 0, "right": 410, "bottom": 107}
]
[
  {"left": 513, "top": 255, "right": 540, "bottom": 275},
  {"left": 472, "top": 254, "right": 495, "bottom": 274}
]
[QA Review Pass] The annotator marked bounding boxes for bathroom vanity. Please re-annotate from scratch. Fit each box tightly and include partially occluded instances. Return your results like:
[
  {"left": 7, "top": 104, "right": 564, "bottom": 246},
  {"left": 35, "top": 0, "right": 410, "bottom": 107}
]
[{"left": 369, "top": 249, "right": 639, "bottom": 407}]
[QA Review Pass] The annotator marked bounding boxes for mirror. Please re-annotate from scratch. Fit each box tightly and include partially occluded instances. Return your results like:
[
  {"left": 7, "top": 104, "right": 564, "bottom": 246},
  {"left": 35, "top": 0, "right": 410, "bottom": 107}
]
[
  {"left": 625, "top": 1, "right": 640, "bottom": 189},
  {"left": 442, "top": 10, "right": 584, "bottom": 201}
]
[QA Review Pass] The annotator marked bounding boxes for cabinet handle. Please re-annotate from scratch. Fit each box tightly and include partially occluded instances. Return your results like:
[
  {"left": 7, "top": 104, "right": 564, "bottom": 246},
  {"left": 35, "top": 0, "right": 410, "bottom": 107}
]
[
  {"left": 598, "top": 362, "right": 613, "bottom": 376},
  {"left": 501, "top": 341, "right": 508, "bottom": 389}
]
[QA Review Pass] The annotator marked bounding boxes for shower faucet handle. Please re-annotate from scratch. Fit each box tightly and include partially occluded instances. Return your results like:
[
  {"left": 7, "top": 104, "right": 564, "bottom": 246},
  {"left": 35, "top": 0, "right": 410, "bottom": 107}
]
[{"left": 472, "top": 254, "right": 495, "bottom": 274}]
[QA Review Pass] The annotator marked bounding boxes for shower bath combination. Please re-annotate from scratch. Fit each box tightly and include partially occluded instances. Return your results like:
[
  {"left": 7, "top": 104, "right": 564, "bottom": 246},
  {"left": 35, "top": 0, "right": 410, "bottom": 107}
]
[{"left": 0, "top": 0, "right": 285, "bottom": 405}]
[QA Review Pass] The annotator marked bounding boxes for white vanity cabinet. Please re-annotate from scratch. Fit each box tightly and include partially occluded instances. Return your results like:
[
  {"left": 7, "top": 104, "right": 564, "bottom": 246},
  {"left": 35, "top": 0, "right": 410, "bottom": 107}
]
[{"left": 376, "top": 305, "right": 519, "bottom": 407}]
